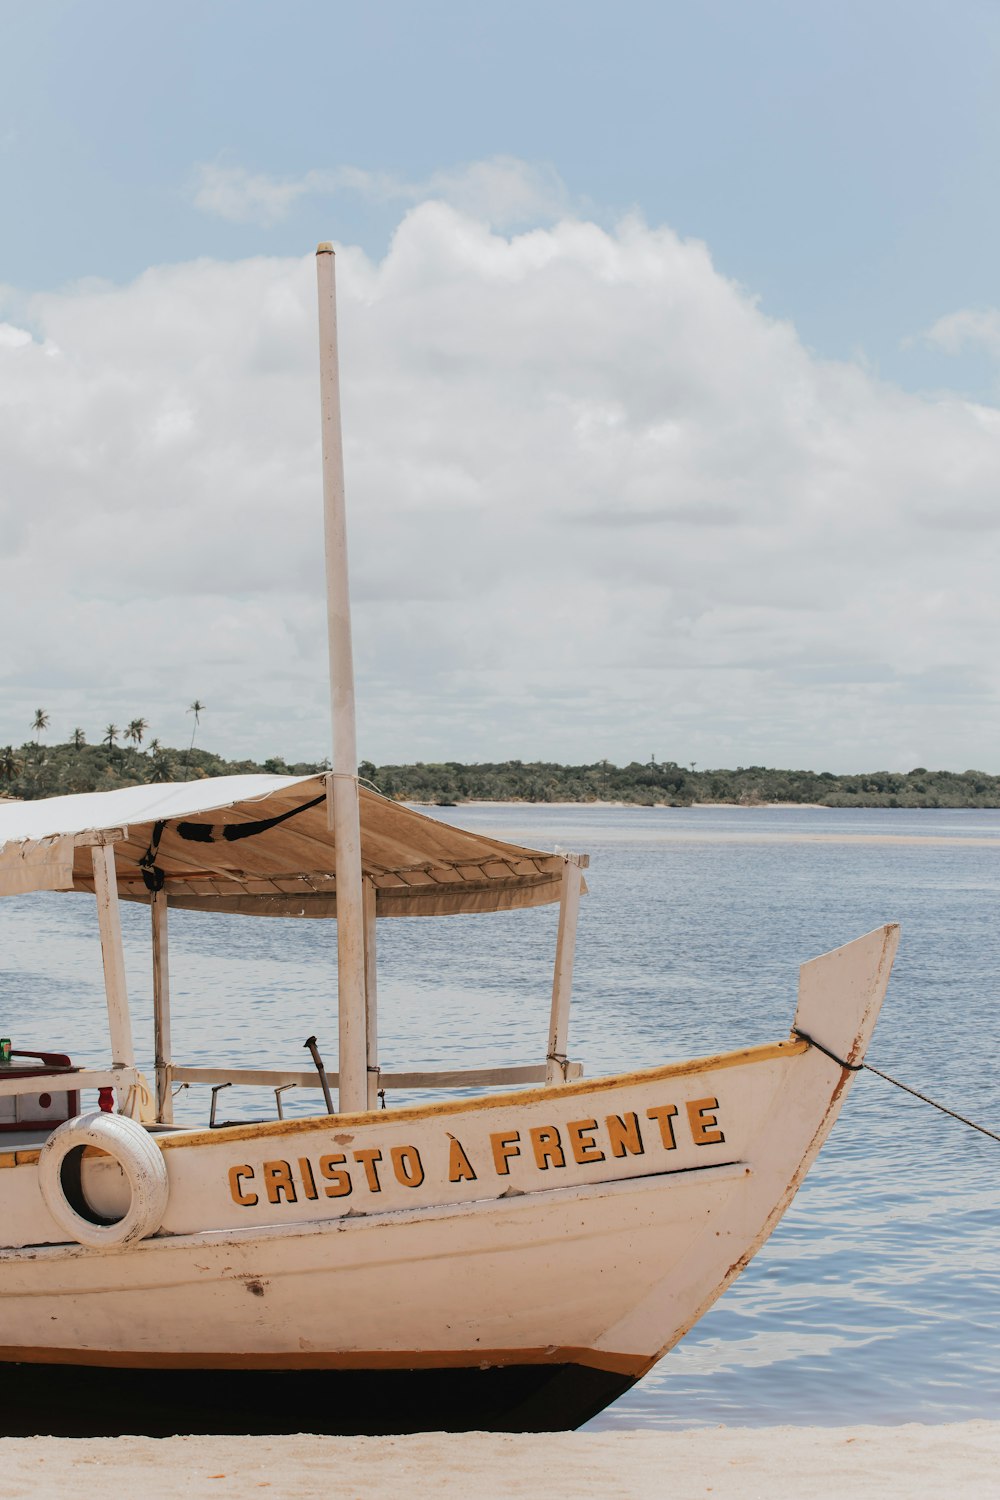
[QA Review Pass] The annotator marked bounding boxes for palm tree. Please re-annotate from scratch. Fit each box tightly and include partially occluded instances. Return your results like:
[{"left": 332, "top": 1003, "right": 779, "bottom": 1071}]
[
  {"left": 31, "top": 708, "right": 49, "bottom": 742},
  {"left": 148, "top": 739, "right": 172, "bottom": 781},
  {"left": 103, "top": 724, "right": 120, "bottom": 749},
  {"left": 126, "top": 717, "right": 148, "bottom": 749},
  {"left": 0, "top": 745, "right": 21, "bottom": 785},
  {"left": 186, "top": 700, "right": 205, "bottom": 765},
  {"left": 71, "top": 727, "right": 86, "bottom": 750}
]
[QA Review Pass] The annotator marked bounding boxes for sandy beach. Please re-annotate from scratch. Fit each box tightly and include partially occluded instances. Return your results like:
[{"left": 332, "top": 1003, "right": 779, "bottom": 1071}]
[{"left": 3, "top": 1424, "right": 998, "bottom": 1499}]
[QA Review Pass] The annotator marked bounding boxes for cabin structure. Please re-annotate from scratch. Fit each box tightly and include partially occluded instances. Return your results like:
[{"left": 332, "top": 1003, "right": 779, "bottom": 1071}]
[{"left": 0, "top": 775, "right": 587, "bottom": 1129}]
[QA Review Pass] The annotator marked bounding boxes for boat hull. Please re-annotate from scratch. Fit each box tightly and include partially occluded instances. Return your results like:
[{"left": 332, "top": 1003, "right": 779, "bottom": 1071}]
[{"left": 0, "top": 925, "right": 898, "bottom": 1432}]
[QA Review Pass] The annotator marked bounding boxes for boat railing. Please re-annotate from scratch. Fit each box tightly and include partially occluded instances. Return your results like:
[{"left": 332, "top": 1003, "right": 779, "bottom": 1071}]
[
  {"left": 0, "top": 1065, "right": 143, "bottom": 1104},
  {"left": 0, "top": 1062, "right": 144, "bottom": 1122},
  {"left": 0, "top": 1060, "right": 584, "bottom": 1129}
]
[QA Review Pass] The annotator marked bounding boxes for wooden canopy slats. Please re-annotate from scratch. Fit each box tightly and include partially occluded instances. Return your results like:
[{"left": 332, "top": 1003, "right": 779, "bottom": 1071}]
[{"left": 1, "top": 774, "right": 571, "bottom": 917}]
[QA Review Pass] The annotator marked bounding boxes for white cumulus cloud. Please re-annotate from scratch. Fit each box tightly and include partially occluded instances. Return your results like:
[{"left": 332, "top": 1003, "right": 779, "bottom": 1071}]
[{"left": 2, "top": 191, "right": 1000, "bottom": 771}]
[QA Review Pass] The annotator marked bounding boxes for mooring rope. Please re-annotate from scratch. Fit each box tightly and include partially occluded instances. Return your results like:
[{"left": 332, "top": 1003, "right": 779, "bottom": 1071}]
[{"left": 792, "top": 1026, "right": 1000, "bottom": 1145}]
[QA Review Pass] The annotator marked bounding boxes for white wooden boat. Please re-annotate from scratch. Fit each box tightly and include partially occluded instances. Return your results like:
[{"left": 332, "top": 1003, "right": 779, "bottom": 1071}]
[{"left": 0, "top": 249, "right": 899, "bottom": 1435}]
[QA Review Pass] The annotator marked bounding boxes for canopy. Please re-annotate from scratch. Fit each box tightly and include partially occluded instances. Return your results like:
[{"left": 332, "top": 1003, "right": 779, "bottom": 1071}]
[{"left": 0, "top": 775, "right": 573, "bottom": 916}]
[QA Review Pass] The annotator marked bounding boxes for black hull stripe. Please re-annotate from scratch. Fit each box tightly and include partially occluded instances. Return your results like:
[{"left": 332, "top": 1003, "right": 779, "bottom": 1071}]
[{"left": 0, "top": 1361, "right": 637, "bottom": 1435}]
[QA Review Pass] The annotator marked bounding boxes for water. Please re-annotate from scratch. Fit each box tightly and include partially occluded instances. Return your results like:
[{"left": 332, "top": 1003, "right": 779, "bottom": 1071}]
[{"left": 3, "top": 803, "right": 1000, "bottom": 1429}]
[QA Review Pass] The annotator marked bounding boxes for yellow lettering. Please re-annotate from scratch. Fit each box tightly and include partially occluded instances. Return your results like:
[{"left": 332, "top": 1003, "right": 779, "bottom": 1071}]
[
  {"left": 298, "top": 1156, "right": 318, "bottom": 1201},
  {"left": 319, "top": 1153, "right": 352, "bottom": 1198},
  {"left": 529, "top": 1125, "right": 566, "bottom": 1170},
  {"left": 353, "top": 1147, "right": 383, "bottom": 1192},
  {"left": 448, "top": 1137, "right": 477, "bottom": 1182},
  {"left": 567, "top": 1119, "right": 605, "bottom": 1165},
  {"left": 228, "top": 1164, "right": 258, "bottom": 1207},
  {"left": 688, "top": 1096, "right": 725, "bottom": 1145},
  {"left": 491, "top": 1131, "right": 521, "bottom": 1175},
  {"left": 391, "top": 1144, "right": 424, "bottom": 1187},
  {"left": 646, "top": 1104, "right": 679, "bottom": 1150},
  {"left": 262, "top": 1159, "right": 297, "bottom": 1204},
  {"left": 606, "top": 1113, "right": 644, "bottom": 1157}
]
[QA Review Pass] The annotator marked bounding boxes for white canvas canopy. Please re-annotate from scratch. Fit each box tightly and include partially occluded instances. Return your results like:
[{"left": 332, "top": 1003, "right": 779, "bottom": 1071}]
[{"left": 0, "top": 775, "right": 571, "bottom": 917}]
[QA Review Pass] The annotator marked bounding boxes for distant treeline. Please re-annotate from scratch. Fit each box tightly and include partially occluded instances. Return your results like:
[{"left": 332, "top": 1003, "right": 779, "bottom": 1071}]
[
  {"left": 360, "top": 760, "right": 1000, "bottom": 808},
  {"left": 3, "top": 740, "right": 1000, "bottom": 808}
]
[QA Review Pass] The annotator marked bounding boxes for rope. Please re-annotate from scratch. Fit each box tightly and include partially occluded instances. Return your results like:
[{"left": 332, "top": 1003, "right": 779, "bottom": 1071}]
[
  {"left": 791, "top": 1028, "right": 862, "bottom": 1071},
  {"left": 793, "top": 1026, "right": 1000, "bottom": 1144}
]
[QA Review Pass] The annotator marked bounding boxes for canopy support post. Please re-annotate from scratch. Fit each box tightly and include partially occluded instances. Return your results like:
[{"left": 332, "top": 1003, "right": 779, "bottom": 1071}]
[
  {"left": 364, "top": 878, "right": 379, "bottom": 1109},
  {"left": 317, "top": 242, "right": 367, "bottom": 1116},
  {"left": 91, "top": 844, "right": 137, "bottom": 1113},
  {"left": 546, "top": 856, "right": 584, "bottom": 1085},
  {"left": 151, "top": 888, "right": 173, "bottom": 1125}
]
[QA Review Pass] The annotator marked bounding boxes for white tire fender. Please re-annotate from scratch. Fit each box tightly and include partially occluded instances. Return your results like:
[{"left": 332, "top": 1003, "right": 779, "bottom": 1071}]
[{"left": 38, "top": 1111, "right": 169, "bottom": 1251}]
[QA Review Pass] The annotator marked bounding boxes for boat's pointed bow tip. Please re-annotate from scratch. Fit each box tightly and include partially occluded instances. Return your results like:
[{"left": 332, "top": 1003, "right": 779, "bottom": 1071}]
[
  {"left": 793, "top": 921, "right": 901, "bottom": 1066},
  {"left": 880, "top": 921, "right": 902, "bottom": 967}
]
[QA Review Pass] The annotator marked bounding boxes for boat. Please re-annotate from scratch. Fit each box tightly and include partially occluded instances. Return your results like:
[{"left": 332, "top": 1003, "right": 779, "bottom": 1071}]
[{"left": 0, "top": 246, "right": 899, "bottom": 1437}]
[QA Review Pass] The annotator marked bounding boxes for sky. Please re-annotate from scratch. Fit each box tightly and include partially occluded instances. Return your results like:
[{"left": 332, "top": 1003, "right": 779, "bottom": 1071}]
[{"left": 2, "top": 1, "right": 1000, "bottom": 772}]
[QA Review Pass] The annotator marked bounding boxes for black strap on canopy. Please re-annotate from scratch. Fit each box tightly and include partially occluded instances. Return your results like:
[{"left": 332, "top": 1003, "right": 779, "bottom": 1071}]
[
  {"left": 175, "top": 791, "right": 327, "bottom": 846},
  {"left": 138, "top": 819, "right": 167, "bottom": 893}
]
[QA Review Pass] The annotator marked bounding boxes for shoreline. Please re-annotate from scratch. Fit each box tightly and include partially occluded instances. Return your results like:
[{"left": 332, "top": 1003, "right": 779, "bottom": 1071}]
[
  {"left": 424, "top": 799, "right": 832, "bottom": 810},
  {"left": 3, "top": 1423, "right": 998, "bottom": 1498}
]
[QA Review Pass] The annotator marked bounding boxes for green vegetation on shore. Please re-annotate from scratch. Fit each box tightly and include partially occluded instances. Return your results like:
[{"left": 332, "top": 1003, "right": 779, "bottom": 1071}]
[
  {"left": 359, "top": 759, "right": 1000, "bottom": 808},
  {"left": 3, "top": 735, "right": 1000, "bottom": 808}
]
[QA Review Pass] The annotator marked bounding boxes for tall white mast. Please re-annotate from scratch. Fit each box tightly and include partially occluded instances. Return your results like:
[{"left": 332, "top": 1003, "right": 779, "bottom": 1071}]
[{"left": 316, "top": 243, "right": 368, "bottom": 1114}]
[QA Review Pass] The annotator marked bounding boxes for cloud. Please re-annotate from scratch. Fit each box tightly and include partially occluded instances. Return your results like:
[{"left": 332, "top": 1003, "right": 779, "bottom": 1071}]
[
  {"left": 192, "top": 163, "right": 327, "bottom": 226},
  {"left": 191, "top": 156, "right": 573, "bottom": 230},
  {"left": 921, "top": 307, "right": 1000, "bottom": 360},
  {"left": 0, "top": 322, "right": 32, "bottom": 349},
  {"left": 3, "top": 188, "right": 1000, "bottom": 771}
]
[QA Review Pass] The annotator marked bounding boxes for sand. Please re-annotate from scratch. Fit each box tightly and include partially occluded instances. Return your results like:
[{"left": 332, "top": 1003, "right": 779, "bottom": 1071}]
[{"left": 3, "top": 1424, "right": 998, "bottom": 1499}]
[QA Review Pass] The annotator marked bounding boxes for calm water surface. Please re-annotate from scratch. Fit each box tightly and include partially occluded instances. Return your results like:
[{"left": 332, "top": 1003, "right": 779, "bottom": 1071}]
[{"left": 4, "top": 804, "right": 999, "bottom": 1429}]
